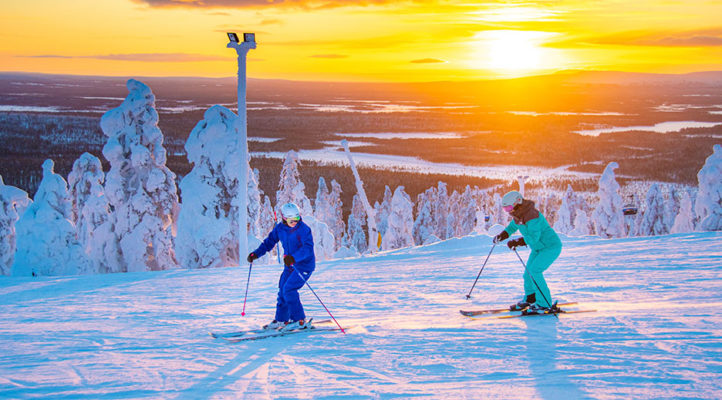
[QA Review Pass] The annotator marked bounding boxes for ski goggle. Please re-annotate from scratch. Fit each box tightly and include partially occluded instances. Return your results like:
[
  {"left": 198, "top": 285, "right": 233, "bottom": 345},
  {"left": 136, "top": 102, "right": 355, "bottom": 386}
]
[
  {"left": 502, "top": 205, "right": 515, "bottom": 213},
  {"left": 284, "top": 217, "right": 300, "bottom": 224}
]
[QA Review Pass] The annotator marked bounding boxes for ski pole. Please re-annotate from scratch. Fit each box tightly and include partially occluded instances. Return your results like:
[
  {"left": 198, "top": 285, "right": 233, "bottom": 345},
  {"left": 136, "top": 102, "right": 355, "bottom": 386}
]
[
  {"left": 241, "top": 261, "right": 253, "bottom": 316},
  {"left": 512, "top": 248, "right": 554, "bottom": 309},
  {"left": 292, "top": 267, "right": 346, "bottom": 334},
  {"left": 465, "top": 243, "right": 496, "bottom": 299},
  {"left": 273, "top": 211, "right": 282, "bottom": 264}
]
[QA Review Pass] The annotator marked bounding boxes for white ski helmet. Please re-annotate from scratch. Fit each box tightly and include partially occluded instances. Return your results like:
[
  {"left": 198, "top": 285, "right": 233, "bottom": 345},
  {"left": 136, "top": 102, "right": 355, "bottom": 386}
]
[
  {"left": 501, "top": 191, "right": 523, "bottom": 208},
  {"left": 280, "top": 202, "right": 301, "bottom": 220}
]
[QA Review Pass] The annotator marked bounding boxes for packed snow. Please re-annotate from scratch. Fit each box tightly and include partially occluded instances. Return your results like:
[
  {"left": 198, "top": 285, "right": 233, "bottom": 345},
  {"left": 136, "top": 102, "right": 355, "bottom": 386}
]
[{"left": 1, "top": 231, "right": 721, "bottom": 399}]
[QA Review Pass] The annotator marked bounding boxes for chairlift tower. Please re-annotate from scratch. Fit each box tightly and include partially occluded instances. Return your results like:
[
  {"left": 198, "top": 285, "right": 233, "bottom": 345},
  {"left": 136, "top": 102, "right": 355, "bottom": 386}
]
[{"left": 227, "top": 32, "right": 256, "bottom": 262}]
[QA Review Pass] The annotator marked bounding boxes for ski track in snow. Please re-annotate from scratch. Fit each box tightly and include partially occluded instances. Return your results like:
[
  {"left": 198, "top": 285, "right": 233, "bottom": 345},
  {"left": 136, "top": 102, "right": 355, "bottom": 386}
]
[{"left": 0, "top": 232, "right": 721, "bottom": 399}]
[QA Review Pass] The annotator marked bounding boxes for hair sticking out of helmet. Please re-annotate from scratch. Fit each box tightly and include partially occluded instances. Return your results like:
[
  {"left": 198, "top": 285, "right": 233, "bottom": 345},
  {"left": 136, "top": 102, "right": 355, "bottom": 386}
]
[
  {"left": 280, "top": 203, "right": 301, "bottom": 220},
  {"left": 501, "top": 191, "right": 523, "bottom": 208}
]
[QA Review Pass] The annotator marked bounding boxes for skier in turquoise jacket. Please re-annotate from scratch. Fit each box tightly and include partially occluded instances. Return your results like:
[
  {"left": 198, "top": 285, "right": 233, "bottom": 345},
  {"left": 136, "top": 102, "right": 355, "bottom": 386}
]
[
  {"left": 493, "top": 191, "right": 562, "bottom": 313},
  {"left": 247, "top": 203, "right": 316, "bottom": 331}
]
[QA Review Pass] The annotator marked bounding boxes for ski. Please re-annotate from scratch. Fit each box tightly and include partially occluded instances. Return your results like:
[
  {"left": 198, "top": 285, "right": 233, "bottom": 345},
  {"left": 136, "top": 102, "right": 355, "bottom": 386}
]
[
  {"left": 210, "top": 318, "right": 332, "bottom": 339},
  {"left": 460, "top": 302, "right": 578, "bottom": 316},
  {"left": 222, "top": 325, "right": 348, "bottom": 342},
  {"left": 496, "top": 309, "right": 596, "bottom": 319}
]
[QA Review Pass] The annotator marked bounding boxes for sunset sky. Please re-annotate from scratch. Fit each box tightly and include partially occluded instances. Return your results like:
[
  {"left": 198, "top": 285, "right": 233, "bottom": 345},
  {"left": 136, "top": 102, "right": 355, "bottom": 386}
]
[{"left": 1, "top": 0, "right": 721, "bottom": 82}]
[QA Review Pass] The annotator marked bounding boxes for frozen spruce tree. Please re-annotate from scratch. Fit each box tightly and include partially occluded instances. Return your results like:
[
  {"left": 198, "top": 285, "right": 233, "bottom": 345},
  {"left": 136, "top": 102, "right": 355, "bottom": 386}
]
[
  {"left": 347, "top": 193, "right": 367, "bottom": 254},
  {"left": 375, "top": 186, "right": 393, "bottom": 240},
  {"left": 176, "top": 105, "right": 252, "bottom": 269},
  {"left": 434, "top": 182, "right": 450, "bottom": 239},
  {"left": 382, "top": 186, "right": 414, "bottom": 251},
  {"left": 568, "top": 210, "right": 593, "bottom": 236},
  {"left": 314, "top": 177, "right": 331, "bottom": 224},
  {"left": 68, "top": 153, "right": 108, "bottom": 251},
  {"left": 0, "top": 175, "right": 31, "bottom": 275},
  {"left": 592, "top": 162, "right": 626, "bottom": 238},
  {"left": 326, "top": 180, "right": 345, "bottom": 250},
  {"left": 13, "top": 160, "right": 93, "bottom": 276},
  {"left": 67, "top": 153, "right": 121, "bottom": 273},
  {"left": 248, "top": 168, "right": 263, "bottom": 240},
  {"left": 413, "top": 188, "right": 438, "bottom": 245},
  {"left": 671, "top": 190, "right": 696, "bottom": 233},
  {"left": 314, "top": 177, "right": 345, "bottom": 250},
  {"left": 553, "top": 185, "right": 577, "bottom": 234},
  {"left": 455, "top": 186, "right": 477, "bottom": 237},
  {"left": 100, "top": 79, "right": 179, "bottom": 272},
  {"left": 276, "top": 150, "right": 312, "bottom": 216},
  {"left": 638, "top": 183, "right": 668, "bottom": 236},
  {"left": 695, "top": 144, "right": 722, "bottom": 231}
]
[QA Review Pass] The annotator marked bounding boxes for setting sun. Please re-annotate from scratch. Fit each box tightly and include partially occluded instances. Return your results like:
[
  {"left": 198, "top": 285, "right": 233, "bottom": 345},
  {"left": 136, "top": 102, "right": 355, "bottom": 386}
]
[{"left": 467, "top": 30, "right": 564, "bottom": 78}]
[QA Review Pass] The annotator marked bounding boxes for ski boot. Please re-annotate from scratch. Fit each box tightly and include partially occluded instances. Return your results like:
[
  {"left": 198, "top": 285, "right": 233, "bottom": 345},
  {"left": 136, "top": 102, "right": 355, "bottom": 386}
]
[
  {"left": 263, "top": 320, "right": 286, "bottom": 330},
  {"left": 509, "top": 293, "right": 536, "bottom": 311},
  {"left": 281, "top": 318, "right": 313, "bottom": 332}
]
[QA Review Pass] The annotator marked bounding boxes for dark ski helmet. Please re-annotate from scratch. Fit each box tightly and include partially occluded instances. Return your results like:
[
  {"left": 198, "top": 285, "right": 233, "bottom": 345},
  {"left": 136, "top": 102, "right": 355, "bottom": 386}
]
[{"left": 280, "top": 203, "right": 301, "bottom": 220}]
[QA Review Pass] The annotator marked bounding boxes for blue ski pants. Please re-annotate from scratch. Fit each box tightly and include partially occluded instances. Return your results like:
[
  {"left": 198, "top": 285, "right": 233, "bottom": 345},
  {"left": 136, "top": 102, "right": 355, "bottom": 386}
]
[
  {"left": 275, "top": 267, "right": 312, "bottom": 322},
  {"left": 522, "top": 245, "right": 561, "bottom": 308}
]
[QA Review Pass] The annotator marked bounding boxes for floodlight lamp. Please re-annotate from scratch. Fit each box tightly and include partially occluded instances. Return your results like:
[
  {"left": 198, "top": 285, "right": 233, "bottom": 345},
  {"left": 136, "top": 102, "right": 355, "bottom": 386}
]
[
  {"left": 243, "top": 33, "right": 256, "bottom": 43},
  {"left": 227, "top": 32, "right": 239, "bottom": 43}
]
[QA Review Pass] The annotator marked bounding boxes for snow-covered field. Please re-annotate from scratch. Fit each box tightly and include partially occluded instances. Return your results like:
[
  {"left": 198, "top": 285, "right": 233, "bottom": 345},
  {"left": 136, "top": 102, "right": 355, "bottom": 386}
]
[{"left": 1, "top": 231, "right": 721, "bottom": 399}]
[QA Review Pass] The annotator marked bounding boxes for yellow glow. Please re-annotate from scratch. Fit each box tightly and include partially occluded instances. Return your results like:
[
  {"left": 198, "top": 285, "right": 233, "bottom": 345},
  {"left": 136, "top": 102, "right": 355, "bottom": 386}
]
[
  {"left": 468, "top": 31, "right": 562, "bottom": 78},
  {"left": 0, "top": 0, "right": 720, "bottom": 81}
]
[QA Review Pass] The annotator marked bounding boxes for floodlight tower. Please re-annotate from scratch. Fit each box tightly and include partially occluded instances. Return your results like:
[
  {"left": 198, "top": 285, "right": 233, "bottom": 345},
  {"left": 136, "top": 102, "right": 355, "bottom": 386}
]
[{"left": 227, "top": 32, "right": 256, "bottom": 262}]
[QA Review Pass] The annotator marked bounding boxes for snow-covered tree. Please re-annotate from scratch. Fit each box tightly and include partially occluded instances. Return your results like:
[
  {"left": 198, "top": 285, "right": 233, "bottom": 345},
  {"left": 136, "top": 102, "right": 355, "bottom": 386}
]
[
  {"left": 663, "top": 186, "right": 680, "bottom": 234},
  {"left": 100, "top": 79, "right": 180, "bottom": 272},
  {"left": 68, "top": 153, "right": 108, "bottom": 251},
  {"left": 248, "top": 168, "right": 263, "bottom": 239},
  {"left": 327, "top": 180, "right": 345, "bottom": 250},
  {"left": 553, "top": 185, "right": 577, "bottom": 234},
  {"left": 314, "top": 177, "right": 345, "bottom": 250},
  {"left": 0, "top": 175, "right": 31, "bottom": 275},
  {"left": 671, "top": 190, "right": 696, "bottom": 233},
  {"left": 434, "top": 182, "right": 450, "bottom": 239},
  {"left": 276, "top": 150, "right": 312, "bottom": 216},
  {"left": 592, "top": 162, "right": 626, "bottom": 238},
  {"left": 375, "top": 186, "right": 393, "bottom": 240},
  {"left": 13, "top": 160, "right": 93, "bottom": 276},
  {"left": 413, "top": 188, "right": 438, "bottom": 245},
  {"left": 638, "top": 183, "right": 668, "bottom": 236},
  {"left": 695, "top": 144, "right": 722, "bottom": 231},
  {"left": 382, "top": 186, "right": 414, "bottom": 251},
  {"left": 314, "top": 177, "right": 331, "bottom": 222},
  {"left": 491, "top": 192, "right": 508, "bottom": 226},
  {"left": 347, "top": 194, "right": 367, "bottom": 254},
  {"left": 67, "top": 153, "right": 120, "bottom": 273},
  {"left": 455, "top": 186, "right": 477, "bottom": 237},
  {"left": 568, "top": 210, "right": 593, "bottom": 236},
  {"left": 176, "top": 105, "right": 248, "bottom": 269},
  {"left": 554, "top": 196, "right": 574, "bottom": 234}
]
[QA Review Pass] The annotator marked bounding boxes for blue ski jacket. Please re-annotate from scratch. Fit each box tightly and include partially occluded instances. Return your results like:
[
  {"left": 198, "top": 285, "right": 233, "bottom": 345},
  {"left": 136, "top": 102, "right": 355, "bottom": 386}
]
[{"left": 252, "top": 219, "right": 316, "bottom": 272}]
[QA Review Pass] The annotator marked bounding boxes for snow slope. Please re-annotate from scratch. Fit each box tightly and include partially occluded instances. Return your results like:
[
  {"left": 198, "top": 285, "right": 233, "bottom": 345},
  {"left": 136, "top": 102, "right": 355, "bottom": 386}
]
[{"left": 1, "top": 232, "right": 721, "bottom": 399}]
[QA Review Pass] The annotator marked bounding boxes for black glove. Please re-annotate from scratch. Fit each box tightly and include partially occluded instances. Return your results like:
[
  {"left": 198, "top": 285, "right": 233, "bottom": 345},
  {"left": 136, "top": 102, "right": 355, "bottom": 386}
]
[
  {"left": 247, "top": 252, "right": 257, "bottom": 263},
  {"left": 493, "top": 231, "right": 509, "bottom": 244},
  {"left": 283, "top": 255, "right": 295, "bottom": 267},
  {"left": 507, "top": 238, "right": 527, "bottom": 250}
]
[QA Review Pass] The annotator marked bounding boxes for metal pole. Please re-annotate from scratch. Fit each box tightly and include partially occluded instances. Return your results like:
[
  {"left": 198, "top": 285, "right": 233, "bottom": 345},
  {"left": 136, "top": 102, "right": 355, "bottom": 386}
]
[{"left": 227, "top": 34, "right": 256, "bottom": 262}]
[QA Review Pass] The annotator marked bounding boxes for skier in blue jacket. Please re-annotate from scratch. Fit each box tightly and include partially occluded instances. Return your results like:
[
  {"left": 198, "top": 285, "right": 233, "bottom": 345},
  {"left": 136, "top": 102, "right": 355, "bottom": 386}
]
[
  {"left": 247, "top": 203, "right": 316, "bottom": 331},
  {"left": 493, "top": 191, "right": 562, "bottom": 314}
]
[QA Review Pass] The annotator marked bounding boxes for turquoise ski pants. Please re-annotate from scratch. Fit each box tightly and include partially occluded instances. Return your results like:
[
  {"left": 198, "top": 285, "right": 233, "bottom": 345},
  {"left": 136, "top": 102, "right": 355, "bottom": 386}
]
[{"left": 522, "top": 245, "right": 561, "bottom": 308}]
